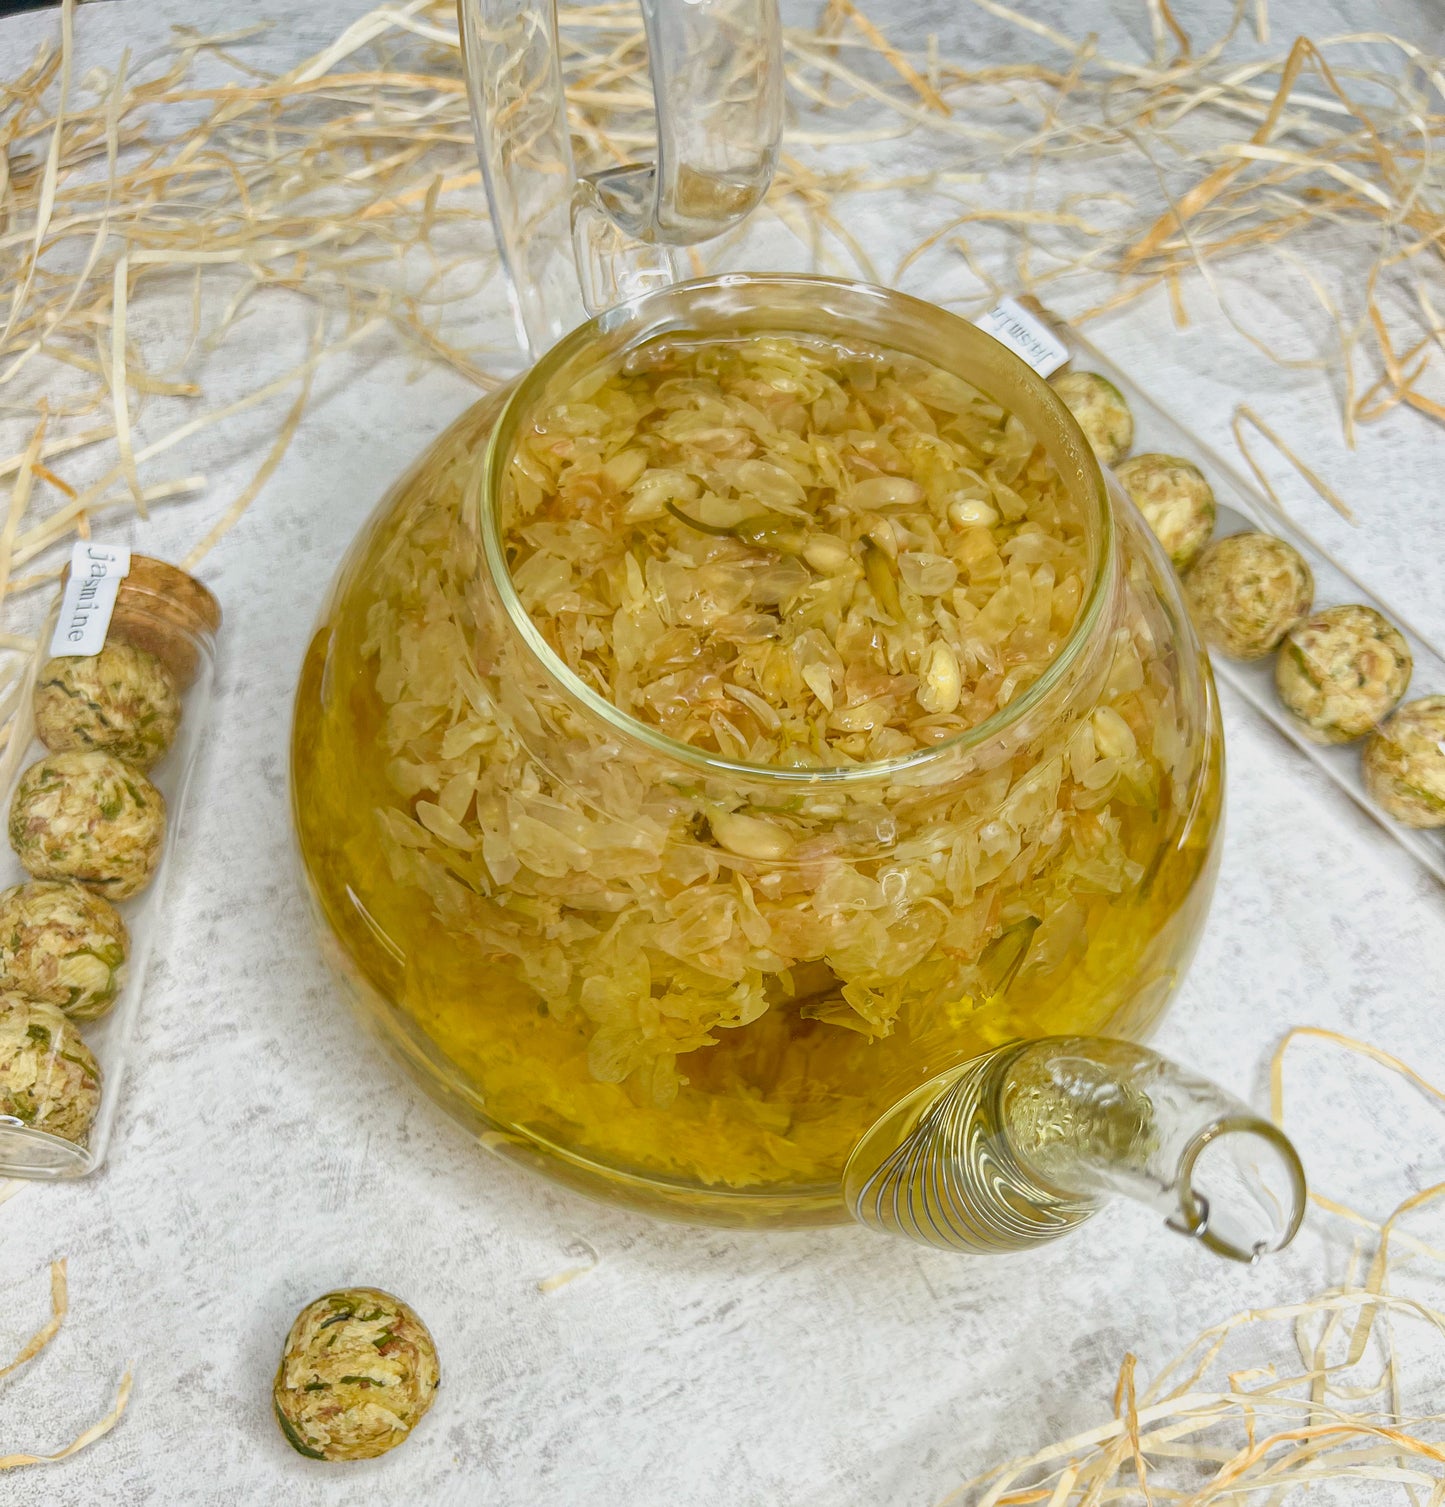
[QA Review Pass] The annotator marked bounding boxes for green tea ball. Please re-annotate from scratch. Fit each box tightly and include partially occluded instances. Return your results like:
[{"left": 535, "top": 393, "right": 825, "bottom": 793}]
[
  {"left": 0, "top": 880, "right": 128, "bottom": 1021},
  {"left": 273, "top": 1288, "right": 440, "bottom": 1462},
  {"left": 1362, "top": 695, "right": 1445, "bottom": 828},
  {"left": 1184, "top": 532, "right": 1314, "bottom": 660},
  {"left": 1051, "top": 370, "right": 1134, "bottom": 466},
  {"left": 33, "top": 642, "right": 181, "bottom": 771},
  {"left": 1276, "top": 604, "right": 1412, "bottom": 744},
  {"left": 0, "top": 994, "right": 102, "bottom": 1145},
  {"left": 9, "top": 751, "right": 166, "bottom": 899},
  {"left": 1115, "top": 453, "right": 1216, "bottom": 573}
]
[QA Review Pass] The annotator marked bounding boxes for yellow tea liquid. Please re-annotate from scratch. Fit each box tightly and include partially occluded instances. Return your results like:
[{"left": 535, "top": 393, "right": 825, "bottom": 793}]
[{"left": 293, "top": 382, "right": 1221, "bottom": 1225}]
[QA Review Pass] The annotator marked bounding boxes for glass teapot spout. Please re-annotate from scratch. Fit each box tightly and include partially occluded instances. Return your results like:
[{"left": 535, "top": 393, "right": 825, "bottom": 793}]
[
  {"left": 844, "top": 1038, "right": 1306, "bottom": 1264},
  {"left": 459, "top": 0, "right": 783, "bottom": 360}
]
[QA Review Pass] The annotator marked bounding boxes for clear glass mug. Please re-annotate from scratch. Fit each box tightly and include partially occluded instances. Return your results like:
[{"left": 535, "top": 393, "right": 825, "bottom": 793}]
[{"left": 287, "top": 2, "right": 1307, "bottom": 1261}]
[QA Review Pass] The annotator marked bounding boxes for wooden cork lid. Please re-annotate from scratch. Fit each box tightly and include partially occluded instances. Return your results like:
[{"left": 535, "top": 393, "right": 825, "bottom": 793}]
[
  {"left": 60, "top": 554, "right": 221, "bottom": 687},
  {"left": 122, "top": 556, "right": 222, "bottom": 632}
]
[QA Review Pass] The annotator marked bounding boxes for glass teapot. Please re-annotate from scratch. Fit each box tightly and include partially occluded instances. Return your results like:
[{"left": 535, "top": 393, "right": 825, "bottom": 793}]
[{"left": 289, "top": 0, "right": 1306, "bottom": 1263}]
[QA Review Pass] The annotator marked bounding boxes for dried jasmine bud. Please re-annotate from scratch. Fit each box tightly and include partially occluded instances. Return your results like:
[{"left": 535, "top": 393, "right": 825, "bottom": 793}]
[
  {"left": 0, "top": 880, "right": 128, "bottom": 1021},
  {"left": 0, "top": 994, "right": 102, "bottom": 1145},
  {"left": 1050, "top": 370, "right": 1134, "bottom": 467},
  {"left": 1276, "top": 604, "right": 1413, "bottom": 744},
  {"left": 1362, "top": 695, "right": 1445, "bottom": 828},
  {"left": 33, "top": 641, "right": 181, "bottom": 771},
  {"left": 273, "top": 1288, "right": 440, "bottom": 1462},
  {"left": 9, "top": 750, "right": 166, "bottom": 899},
  {"left": 1184, "top": 532, "right": 1314, "bottom": 660},
  {"left": 1114, "top": 453, "right": 1216, "bottom": 573}
]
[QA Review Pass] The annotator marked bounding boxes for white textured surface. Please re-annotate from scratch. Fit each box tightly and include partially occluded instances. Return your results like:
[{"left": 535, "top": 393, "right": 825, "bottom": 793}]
[{"left": 2, "top": 3, "right": 1443, "bottom": 1504}]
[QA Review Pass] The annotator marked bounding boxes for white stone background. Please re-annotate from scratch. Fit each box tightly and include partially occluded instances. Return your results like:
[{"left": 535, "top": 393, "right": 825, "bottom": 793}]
[{"left": 1, "top": 0, "right": 1443, "bottom": 1503}]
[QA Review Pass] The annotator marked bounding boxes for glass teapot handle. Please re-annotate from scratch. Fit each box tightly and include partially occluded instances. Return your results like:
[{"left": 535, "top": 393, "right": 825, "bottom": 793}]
[{"left": 459, "top": 0, "right": 783, "bottom": 360}]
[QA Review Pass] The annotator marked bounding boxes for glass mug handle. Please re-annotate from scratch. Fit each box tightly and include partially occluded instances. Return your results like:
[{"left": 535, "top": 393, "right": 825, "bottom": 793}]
[{"left": 458, "top": 0, "right": 783, "bottom": 359}]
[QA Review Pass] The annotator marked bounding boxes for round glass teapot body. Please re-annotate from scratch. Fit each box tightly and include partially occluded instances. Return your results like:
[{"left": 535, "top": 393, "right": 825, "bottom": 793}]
[{"left": 291, "top": 276, "right": 1223, "bottom": 1227}]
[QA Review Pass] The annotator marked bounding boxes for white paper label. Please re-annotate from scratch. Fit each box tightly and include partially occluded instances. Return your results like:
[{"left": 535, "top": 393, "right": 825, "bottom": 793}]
[
  {"left": 974, "top": 297, "right": 1069, "bottom": 377},
  {"left": 49, "top": 543, "right": 132, "bottom": 658}
]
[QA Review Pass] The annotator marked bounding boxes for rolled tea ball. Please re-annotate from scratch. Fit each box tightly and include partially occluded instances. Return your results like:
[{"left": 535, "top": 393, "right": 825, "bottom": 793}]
[
  {"left": 0, "top": 994, "right": 102, "bottom": 1145},
  {"left": 1115, "top": 453, "right": 1216, "bottom": 573},
  {"left": 33, "top": 641, "right": 181, "bottom": 771},
  {"left": 1051, "top": 370, "right": 1134, "bottom": 466},
  {"left": 1362, "top": 695, "right": 1445, "bottom": 828},
  {"left": 1276, "top": 604, "right": 1412, "bottom": 744},
  {"left": 273, "top": 1288, "right": 440, "bottom": 1462},
  {"left": 1184, "top": 532, "right": 1314, "bottom": 660},
  {"left": 0, "top": 880, "right": 128, "bottom": 1021},
  {"left": 9, "top": 750, "right": 166, "bottom": 899}
]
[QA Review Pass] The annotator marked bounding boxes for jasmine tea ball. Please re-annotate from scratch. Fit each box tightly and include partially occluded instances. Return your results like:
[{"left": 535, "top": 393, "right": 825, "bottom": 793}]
[
  {"left": 1362, "top": 696, "right": 1445, "bottom": 827},
  {"left": 1051, "top": 370, "right": 1134, "bottom": 466},
  {"left": 0, "top": 880, "right": 128, "bottom": 1020},
  {"left": 1185, "top": 532, "right": 1313, "bottom": 660},
  {"left": 9, "top": 751, "right": 166, "bottom": 899},
  {"left": 0, "top": 995, "right": 102, "bottom": 1145},
  {"left": 273, "top": 1288, "right": 440, "bottom": 1462},
  {"left": 1115, "top": 453, "right": 1216, "bottom": 573},
  {"left": 1276, "top": 604, "right": 1412, "bottom": 744},
  {"left": 33, "top": 641, "right": 181, "bottom": 771}
]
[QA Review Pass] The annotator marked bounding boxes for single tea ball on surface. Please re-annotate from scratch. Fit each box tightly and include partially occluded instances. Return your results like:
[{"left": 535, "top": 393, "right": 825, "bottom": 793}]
[
  {"left": 273, "top": 1288, "right": 440, "bottom": 1462},
  {"left": 1362, "top": 696, "right": 1445, "bottom": 828},
  {"left": 9, "top": 750, "right": 166, "bottom": 899},
  {"left": 33, "top": 641, "right": 181, "bottom": 771},
  {"left": 1184, "top": 532, "right": 1314, "bottom": 660},
  {"left": 1115, "top": 453, "right": 1216, "bottom": 572},
  {"left": 0, "top": 994, "right": 102, "bottom": 1144},
  {"left": 1050, "top": 370, "right": 1134, "bottom": 466},
  {"left": 1276, "top": 604, "right": 1413, "bottom": 744},
  {"left": 0, "top": 880, "right": 128, "bottom": 1020}
]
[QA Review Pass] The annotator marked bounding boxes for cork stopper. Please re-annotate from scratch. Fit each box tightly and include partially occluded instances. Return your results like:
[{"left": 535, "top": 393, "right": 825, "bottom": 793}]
[{"left": 60, "top": 554, "right": 221, "bottom": 687}]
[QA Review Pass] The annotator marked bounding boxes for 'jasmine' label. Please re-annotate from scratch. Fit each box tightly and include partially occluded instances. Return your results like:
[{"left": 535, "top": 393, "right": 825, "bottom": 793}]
[
  {"left": 974, "top": 298, "right": 1069, "bottom": 377},
  {"left": 49, "top": 543, "right": 132, "bottom": 657}
]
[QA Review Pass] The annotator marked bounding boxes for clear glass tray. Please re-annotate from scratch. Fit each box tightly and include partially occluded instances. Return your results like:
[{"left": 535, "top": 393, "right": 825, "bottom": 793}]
[
  {"left": 1031, "top": 304, "right": 1445, "bottom": 886},
  {"left": 0, "top": 560, "right": 218, "bottom": 1178}
]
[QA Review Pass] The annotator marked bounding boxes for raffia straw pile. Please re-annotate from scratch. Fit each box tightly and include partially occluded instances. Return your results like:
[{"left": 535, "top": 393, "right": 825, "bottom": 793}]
[
  {"left": 0, "top": 0, "right": 1440, "bottom": 709},
  {"left": 0, "top": 1260, "right": 131, "bottom": 1471},
  {"left": 951, "top": 1030, "right": 1445, "bottom": 1507},
  {"left": 4, "top": 1034, "right": 1442, "bottom": 1485}
]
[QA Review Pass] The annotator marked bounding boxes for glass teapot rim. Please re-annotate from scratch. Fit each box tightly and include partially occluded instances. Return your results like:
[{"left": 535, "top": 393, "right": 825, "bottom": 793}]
[{"left": 472, "top": 271, "right": 1120, "bottom": 788}]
